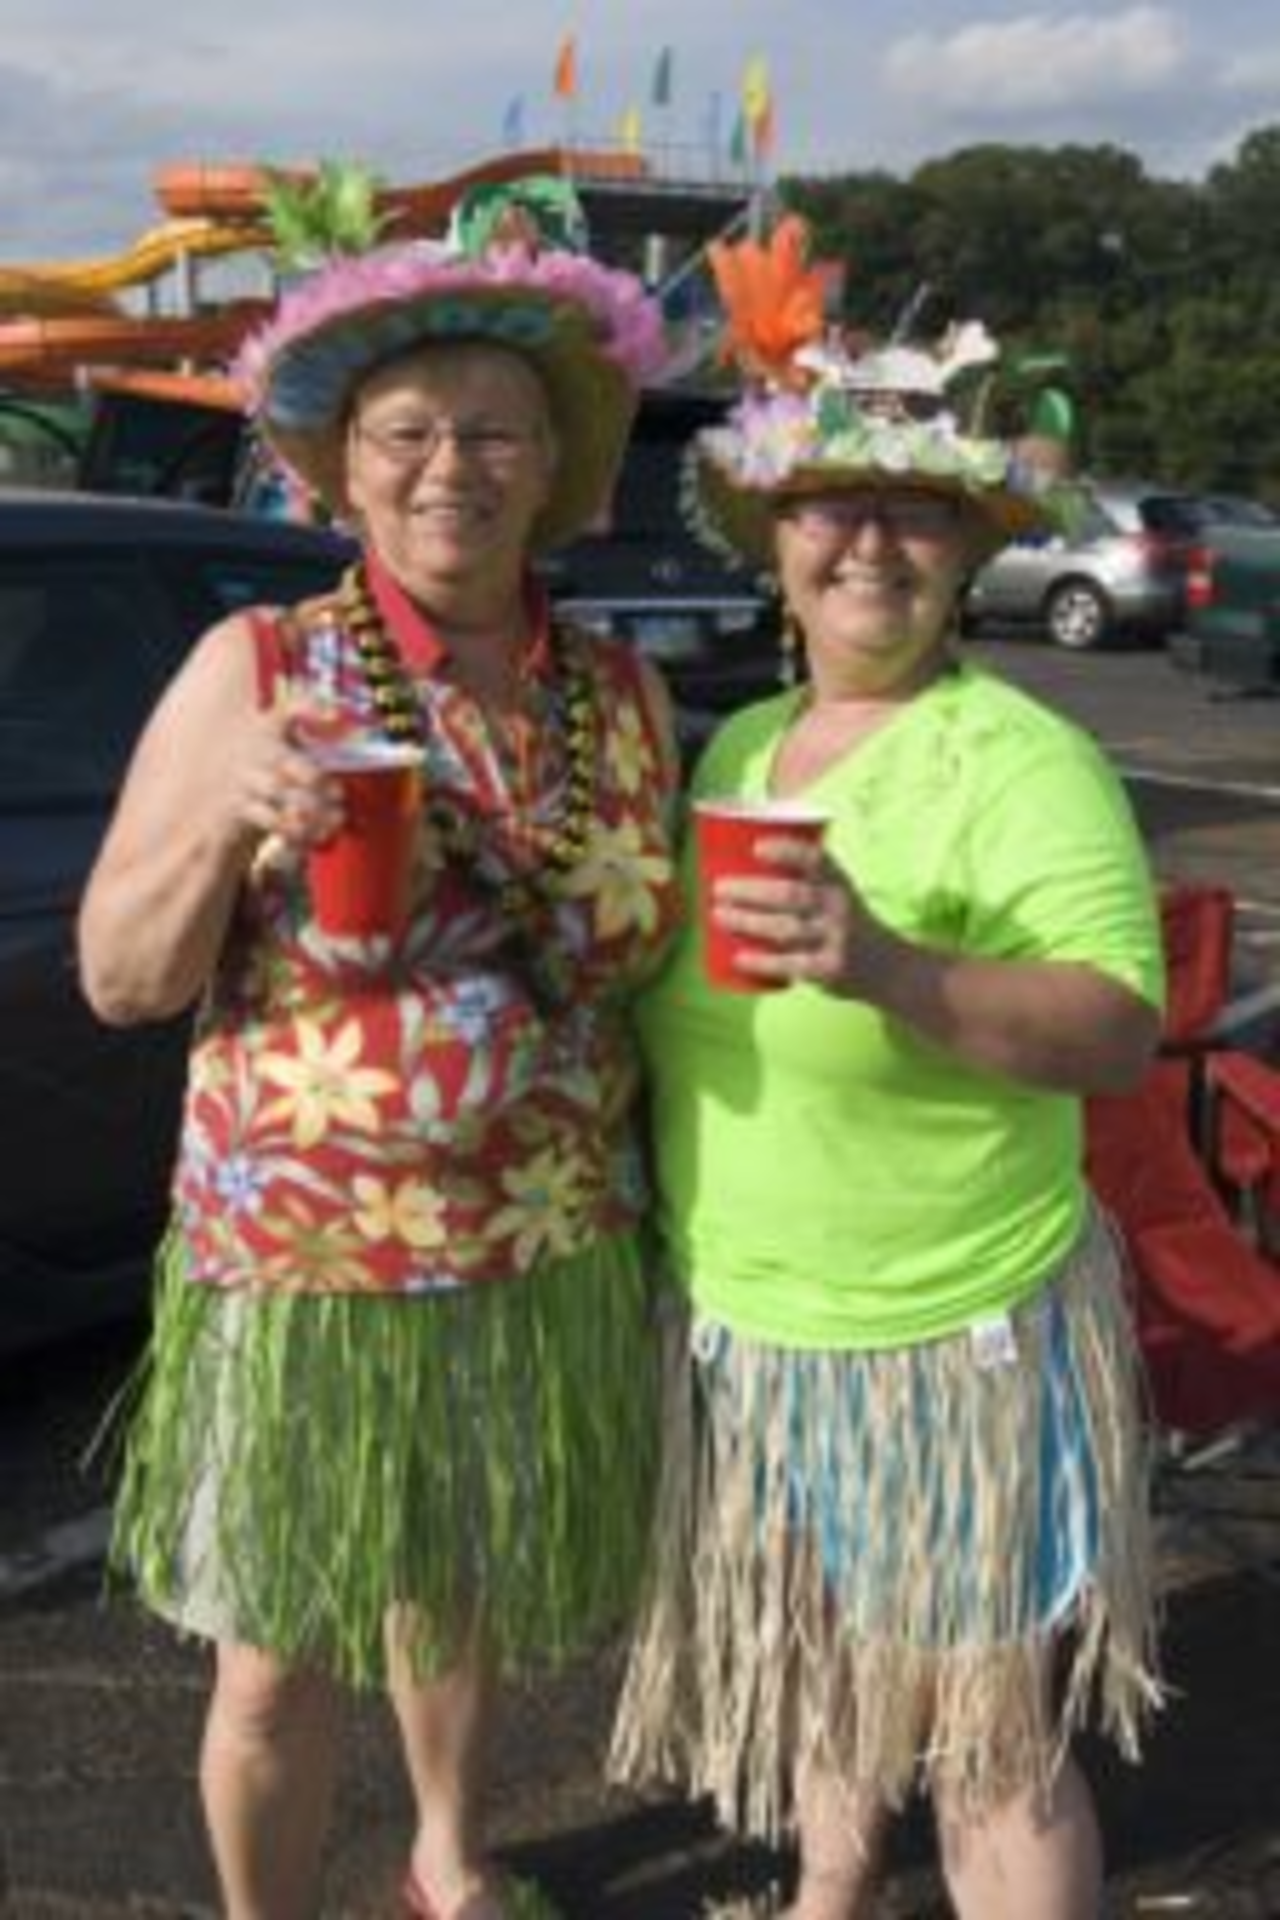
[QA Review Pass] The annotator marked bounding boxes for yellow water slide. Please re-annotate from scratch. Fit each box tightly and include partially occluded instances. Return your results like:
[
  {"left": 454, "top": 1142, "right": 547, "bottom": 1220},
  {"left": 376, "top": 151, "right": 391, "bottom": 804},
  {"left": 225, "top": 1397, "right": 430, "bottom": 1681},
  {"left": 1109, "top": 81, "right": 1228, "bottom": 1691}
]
[{"left": 0, "top": 217, "right": 269, "bottom": 316}]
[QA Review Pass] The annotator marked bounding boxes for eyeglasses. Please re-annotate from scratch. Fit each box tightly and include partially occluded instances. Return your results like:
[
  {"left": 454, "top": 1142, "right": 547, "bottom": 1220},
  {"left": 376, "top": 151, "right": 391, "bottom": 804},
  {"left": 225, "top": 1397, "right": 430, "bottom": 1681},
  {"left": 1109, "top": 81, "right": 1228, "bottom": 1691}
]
[
  {"left": 354, "top": 419, "right": 536, "bottom": 470},
  {"left": 782, "top": 493, "right": 960, "bottom": 541}
]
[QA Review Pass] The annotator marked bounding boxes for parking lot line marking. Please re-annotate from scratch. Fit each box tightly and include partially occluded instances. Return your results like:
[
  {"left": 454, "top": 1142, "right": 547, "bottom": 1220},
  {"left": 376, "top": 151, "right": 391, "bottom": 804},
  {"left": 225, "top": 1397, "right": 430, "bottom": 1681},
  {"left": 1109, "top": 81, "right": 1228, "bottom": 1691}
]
[
  {"left": 1118, "top": 763, "right": 1280, "bottom": 805},
  {"left": 0, "top": 1506, "right": 111, "bottom": 1601}
]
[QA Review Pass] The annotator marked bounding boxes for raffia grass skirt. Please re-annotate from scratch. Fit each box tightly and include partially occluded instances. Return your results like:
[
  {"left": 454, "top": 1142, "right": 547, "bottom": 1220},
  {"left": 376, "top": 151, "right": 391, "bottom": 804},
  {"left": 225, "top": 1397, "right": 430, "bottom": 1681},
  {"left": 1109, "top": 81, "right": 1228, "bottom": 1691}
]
[
  {"left": 108, "top": 1230, "right": 656, "bottom": 1689},
  {"left": 608, "top": 1213, "right": 1162, "bottom": 1840}
]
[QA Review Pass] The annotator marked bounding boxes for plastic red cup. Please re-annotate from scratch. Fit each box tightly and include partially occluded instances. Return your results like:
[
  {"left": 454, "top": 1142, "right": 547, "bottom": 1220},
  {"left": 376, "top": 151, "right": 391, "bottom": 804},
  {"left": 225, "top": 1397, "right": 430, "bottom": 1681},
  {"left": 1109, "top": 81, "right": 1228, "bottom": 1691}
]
[
  {"left": 694, "top": 798, "right": 831, "bottom": 992},
  {"left": 306, "top": 739, "right": 423, "bottom": 940}
]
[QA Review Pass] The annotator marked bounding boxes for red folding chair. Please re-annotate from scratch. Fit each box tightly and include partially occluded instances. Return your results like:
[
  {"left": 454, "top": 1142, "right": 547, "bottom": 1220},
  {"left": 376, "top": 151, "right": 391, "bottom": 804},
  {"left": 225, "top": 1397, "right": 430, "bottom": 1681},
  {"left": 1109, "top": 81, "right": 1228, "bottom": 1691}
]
[
  {"left": 1206, "top": 1051, "right": 1280, "bottom": 1257},
  {"left": 1085, "top": 883, "right": 1280, "bottom": 1574}
]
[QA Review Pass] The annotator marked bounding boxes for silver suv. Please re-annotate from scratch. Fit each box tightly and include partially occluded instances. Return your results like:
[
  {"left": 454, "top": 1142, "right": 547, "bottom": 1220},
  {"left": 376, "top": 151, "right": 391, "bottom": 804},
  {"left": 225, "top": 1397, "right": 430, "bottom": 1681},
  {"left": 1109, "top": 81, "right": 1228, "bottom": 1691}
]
[{"left": 964, "top": 477, "right": 1209, "bottom": 650}]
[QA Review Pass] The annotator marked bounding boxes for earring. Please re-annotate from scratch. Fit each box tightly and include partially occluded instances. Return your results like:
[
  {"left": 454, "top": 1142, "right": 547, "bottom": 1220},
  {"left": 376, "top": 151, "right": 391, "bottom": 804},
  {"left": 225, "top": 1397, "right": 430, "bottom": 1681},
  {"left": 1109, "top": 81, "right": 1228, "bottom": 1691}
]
[{"left": 779, "top": 604, "right": 802, "bottom": 686}]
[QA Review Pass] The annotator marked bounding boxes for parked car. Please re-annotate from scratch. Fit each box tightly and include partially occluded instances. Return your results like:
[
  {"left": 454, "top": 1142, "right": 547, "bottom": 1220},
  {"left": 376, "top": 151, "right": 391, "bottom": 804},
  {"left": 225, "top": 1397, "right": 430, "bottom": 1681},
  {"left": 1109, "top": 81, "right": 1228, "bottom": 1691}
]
[
  {"left": 964, "top": 477, "right": 1212, "bottom": 650},
  {"left": 0, "top": 493, "right": 353, "bottom": 1355},
  {"left": 1169, "top": 522, "right": 1280, "bottom": 692},
  {"left": 543, "top": 387, "right": 776, "bottom": 755},
  {"left": 1195, "top": 493, "right": 1280, "bottom": 532}
]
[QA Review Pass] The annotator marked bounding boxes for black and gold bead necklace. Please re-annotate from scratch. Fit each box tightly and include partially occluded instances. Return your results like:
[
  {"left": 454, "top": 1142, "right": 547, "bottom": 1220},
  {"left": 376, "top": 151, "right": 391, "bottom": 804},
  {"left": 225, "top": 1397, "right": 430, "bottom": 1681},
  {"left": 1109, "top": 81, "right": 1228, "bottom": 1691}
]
[{"left": 337, "top": 559, "right": 597, "bottom": 906}]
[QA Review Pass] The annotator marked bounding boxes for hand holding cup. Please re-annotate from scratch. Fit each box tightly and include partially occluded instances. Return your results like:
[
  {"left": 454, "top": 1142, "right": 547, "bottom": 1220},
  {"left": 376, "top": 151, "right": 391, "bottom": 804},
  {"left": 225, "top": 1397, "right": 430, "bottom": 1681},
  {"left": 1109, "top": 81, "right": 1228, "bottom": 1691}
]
[
  {"left": 694, "top": 799, "right": 833, "bottom": 992},
  {"left": 303, "top": 735, "right": 423, "bottom": 940}
]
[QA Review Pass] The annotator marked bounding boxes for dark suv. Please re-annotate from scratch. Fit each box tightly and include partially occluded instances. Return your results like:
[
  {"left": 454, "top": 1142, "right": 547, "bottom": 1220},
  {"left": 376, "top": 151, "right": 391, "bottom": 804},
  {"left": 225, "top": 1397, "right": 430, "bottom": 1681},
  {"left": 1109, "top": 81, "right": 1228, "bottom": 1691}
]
[
  {"left": 0, "top": 494, "right": 352, "bottom": 1354},
  {"left": 545, "top": 388, "right": 777, "bottom": 753}
]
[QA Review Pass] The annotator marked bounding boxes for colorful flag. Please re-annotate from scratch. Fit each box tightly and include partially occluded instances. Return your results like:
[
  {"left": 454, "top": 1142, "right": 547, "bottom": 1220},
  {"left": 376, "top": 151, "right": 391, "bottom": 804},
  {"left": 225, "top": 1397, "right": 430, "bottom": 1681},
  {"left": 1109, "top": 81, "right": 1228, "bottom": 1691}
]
[
  {"left": 729, "top": 110, "right": 748, "bottom": 168},
  {"left": 752, "top": 100, "right": 776, "bottom": 160},
  {"left": 618, "top": 104, "right": 643, "bottom": 154},
  {"left": 741, "top": 54, "right": 770, "bottom": 127},
  {"left": 553, "top": 34, "right": 578, "bottom": 100},
  {"left": 501, "top": 94, "right": 526, "bottom": 147},
  {"left": 651, "top": 45, "right": 674, "bottom": 107}
]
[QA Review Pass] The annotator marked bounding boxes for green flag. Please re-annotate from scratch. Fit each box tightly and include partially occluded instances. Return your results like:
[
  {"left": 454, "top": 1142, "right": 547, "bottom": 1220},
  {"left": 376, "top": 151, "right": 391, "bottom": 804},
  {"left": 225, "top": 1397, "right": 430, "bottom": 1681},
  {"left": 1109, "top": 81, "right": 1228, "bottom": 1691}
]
[
  {"left": 652, "top": 45, "right": 674, "bottom": 107},
  {"left": 729, "top": 110, "right": 747, "bottom": 166}
]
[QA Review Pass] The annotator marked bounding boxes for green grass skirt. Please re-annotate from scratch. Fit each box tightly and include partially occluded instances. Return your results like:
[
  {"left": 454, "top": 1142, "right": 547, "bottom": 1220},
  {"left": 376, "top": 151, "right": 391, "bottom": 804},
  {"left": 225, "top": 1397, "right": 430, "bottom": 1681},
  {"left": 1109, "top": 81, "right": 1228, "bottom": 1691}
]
[{"left": 109, "top": 1231, "right": 656, "bottom": 1688}]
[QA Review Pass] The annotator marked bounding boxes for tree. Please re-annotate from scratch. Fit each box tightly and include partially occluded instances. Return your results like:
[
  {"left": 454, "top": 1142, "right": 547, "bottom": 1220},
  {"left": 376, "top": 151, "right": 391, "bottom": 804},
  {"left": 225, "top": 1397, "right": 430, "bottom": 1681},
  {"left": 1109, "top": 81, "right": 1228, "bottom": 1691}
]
[{"left": 772, "top": 126, "right": 1280, "bottom": 499}]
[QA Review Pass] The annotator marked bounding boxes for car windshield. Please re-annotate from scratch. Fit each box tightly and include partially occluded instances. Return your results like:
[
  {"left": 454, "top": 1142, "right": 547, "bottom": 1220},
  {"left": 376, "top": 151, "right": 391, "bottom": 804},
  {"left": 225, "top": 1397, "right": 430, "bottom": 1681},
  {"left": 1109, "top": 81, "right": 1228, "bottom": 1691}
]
[{"left": 0, "top": 556, "right": 174, "bottom": 805}]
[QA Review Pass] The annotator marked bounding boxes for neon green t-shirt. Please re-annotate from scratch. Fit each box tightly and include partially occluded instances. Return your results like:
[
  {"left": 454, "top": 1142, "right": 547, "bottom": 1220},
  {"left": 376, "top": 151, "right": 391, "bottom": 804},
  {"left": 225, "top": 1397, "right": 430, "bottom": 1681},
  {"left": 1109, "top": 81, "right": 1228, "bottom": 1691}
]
[{"left": 637, "top": 662, "right": 1164, "bottom": 1350}]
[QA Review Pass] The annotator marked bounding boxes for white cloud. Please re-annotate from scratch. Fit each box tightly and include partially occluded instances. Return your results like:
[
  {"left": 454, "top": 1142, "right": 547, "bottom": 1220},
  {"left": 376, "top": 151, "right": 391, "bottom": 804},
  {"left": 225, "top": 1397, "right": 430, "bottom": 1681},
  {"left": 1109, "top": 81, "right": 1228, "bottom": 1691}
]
[
  {"left": 1217, "top": 45, "right": 1280, "bottom": 93},
  {"left": 883, "top": 7, "right": 1188, "bottom": 114}
]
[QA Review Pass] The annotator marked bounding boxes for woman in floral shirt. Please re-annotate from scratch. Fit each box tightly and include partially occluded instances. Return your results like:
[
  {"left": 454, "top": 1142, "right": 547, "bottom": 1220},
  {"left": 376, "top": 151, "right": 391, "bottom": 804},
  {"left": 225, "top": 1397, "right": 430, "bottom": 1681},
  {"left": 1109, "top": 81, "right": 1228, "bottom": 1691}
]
[{"left": 78, "top": 180, "right": 680, "bottom": 1920}]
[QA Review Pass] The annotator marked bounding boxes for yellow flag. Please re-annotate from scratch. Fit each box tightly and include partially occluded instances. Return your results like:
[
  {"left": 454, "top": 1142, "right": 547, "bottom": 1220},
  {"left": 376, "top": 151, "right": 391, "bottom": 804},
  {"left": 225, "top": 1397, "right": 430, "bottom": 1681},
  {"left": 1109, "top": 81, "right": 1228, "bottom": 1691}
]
[
  {"left": 618, "top": 104, "right": 643, "bottom": 154},
  {"left": 741, "top": 54, "right": 771, "bottom": 126}
]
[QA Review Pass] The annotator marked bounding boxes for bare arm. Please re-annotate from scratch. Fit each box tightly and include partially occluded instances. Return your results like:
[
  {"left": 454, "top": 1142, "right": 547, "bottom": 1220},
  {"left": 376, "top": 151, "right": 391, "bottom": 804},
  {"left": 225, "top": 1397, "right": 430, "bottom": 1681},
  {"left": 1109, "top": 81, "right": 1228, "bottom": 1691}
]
[
  {"left": 711, "top": 837, "right": 1161, "bottom": 1096},
  {"left": 835, "top": 918, "right": 1160, "bottom": 1093},
  {"left": 78, "top": 614, "right": 343, "bottom": 1025}
]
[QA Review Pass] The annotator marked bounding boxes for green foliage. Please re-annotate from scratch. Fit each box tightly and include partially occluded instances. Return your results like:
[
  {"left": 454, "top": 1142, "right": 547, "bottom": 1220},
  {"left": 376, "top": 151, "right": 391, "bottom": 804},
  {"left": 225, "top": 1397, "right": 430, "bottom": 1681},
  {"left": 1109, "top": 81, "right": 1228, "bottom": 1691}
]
[
  {"left": 261, "top": 160, "right": 388, "bottom": 273},
  {"left": 778, "top": 126, "right": 1280, "bottom": 502}
]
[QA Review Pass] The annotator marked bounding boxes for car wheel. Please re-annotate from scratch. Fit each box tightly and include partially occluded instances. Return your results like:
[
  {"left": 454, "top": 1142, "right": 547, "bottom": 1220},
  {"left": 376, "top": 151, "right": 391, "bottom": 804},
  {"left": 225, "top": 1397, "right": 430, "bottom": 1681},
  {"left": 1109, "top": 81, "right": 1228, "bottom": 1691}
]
[{"left": 1044, "top": 579, "right": 1112, "bottom": 650}]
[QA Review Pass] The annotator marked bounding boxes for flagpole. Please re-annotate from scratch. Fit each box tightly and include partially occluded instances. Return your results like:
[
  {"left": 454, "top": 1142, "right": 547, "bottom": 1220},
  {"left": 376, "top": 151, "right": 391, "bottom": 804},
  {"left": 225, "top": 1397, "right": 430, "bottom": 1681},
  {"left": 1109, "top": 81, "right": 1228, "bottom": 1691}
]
[{"left": 705, "top": 90, "right": 723, "bottom": 182}]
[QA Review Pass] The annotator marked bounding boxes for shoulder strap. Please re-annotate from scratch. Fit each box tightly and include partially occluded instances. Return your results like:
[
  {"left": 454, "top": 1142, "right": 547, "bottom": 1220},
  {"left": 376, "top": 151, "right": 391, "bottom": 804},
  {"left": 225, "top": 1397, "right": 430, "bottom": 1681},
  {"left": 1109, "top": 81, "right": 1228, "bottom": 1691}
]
[{"left": 243, "top": 607, "right": 294, "bottom": 712}]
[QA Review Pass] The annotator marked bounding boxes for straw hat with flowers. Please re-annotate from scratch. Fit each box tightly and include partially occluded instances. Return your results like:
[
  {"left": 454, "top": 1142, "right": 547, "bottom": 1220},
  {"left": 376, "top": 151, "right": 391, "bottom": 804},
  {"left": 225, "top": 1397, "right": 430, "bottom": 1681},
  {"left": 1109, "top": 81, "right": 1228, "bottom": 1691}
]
[
  {"left": 687, "top": 214, "right": 1074, "bottom": 573},
  {"left": 235, "top": 173, "right": 667, "bottom": 549}
]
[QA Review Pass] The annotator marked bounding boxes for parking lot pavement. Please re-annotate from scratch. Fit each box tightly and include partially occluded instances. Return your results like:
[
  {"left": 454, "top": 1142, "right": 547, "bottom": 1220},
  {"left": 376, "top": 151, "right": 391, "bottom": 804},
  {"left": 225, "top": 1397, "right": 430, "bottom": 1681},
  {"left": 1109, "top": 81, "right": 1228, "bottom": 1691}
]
[
  {"left": 971, "top": 640, "right": 1280, "bottom": 796},
  {"left": 3, "top": 1535, "right": 1280, "bottom": 1918}
]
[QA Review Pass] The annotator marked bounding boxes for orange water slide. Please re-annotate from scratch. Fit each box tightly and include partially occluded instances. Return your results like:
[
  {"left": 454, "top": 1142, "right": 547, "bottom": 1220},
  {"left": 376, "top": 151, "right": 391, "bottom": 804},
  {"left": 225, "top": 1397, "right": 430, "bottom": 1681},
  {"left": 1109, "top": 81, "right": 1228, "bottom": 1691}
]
[
  {"left": 153, "top": 146, "right": 650, "bottom": 236},
  {"left": 87, "top": 366, "right": 244, "bottom": 411},
  {"left": 0, "top": 303, "right": 266, "bottom": 380}
]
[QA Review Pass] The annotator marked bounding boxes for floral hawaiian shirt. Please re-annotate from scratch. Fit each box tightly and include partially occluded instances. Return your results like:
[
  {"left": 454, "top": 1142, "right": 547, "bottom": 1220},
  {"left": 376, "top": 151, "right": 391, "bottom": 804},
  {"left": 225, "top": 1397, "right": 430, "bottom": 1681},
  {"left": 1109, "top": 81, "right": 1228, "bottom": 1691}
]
[{"left": 174, "top": 576, "right": 681, "bottom": 1295}]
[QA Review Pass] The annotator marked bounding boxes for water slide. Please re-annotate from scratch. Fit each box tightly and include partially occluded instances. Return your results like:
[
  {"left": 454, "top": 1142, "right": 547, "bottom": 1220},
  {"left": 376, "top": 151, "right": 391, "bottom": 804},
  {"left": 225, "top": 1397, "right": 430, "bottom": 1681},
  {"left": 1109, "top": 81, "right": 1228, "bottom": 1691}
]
[
  {"left": 151, "top": 147, "right": 647, "bottom": 228},
  {"left": 0, "top": 304, "right": 267, "bottom": 380},
  {"left": 0, "top": 218, "right": 270, "bottom": 316},
  {"left": 0, "top": 148, "right": 648, "bottom": 382}
]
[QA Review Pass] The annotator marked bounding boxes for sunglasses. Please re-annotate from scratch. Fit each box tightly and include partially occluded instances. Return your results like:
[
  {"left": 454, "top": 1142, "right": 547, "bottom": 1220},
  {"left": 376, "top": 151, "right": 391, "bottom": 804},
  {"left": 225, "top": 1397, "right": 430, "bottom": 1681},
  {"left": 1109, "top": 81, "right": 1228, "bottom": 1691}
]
[{"left": 782, "top": 493, "right": 961, "bottom": 540}]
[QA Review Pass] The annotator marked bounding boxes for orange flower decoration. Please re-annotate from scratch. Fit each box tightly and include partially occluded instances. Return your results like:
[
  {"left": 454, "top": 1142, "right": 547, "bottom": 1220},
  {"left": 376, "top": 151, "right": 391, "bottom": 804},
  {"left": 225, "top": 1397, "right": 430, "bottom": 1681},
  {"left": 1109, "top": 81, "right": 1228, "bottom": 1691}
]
[{"left": 708, "top": 216, "right": 829, "bottom": 388}]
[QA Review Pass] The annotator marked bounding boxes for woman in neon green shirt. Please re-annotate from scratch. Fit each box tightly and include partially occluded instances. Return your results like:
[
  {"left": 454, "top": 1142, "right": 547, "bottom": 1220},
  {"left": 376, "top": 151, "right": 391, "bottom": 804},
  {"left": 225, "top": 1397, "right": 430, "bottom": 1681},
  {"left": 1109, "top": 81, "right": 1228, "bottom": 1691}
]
[{"left": 610, "top": 221, "right": 1165, "bottom": 1920}]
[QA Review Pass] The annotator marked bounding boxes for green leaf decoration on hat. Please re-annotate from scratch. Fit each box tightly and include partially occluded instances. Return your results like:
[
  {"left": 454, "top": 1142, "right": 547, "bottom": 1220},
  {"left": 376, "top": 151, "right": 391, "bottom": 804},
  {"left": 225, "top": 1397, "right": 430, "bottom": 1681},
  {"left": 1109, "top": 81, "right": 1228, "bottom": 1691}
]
[
  {"left": 1004, "top": 348, "right": 1076, "bottom": 446},
  {"left": 262, "top": 160, "right": 390, "bottom": 273},
  {"left": 448, "top": 176, "right": 590, "bottom": 259},
  {"left": 1028, "top": 387, "right": 1076, "bottom": 445},
  {"left": 814, "top": 384, "right": 855, "bottom": 439}
]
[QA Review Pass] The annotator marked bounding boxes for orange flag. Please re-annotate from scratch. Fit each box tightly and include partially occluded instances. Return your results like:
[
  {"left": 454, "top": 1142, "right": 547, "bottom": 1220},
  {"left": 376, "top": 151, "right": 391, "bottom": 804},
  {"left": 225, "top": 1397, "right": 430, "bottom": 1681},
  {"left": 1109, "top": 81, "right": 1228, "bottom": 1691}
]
[
  {"left": 752, "top": 100, "right": 776, "bottom": 160},
  {"left": 553, "top": 34, "right": 578, "bottom": 100}
]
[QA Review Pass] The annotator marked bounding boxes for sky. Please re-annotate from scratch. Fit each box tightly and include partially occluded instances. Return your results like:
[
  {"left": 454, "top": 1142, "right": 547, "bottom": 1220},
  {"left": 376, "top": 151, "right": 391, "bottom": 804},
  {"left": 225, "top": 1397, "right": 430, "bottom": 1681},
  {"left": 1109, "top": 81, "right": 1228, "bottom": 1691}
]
[{"left": 2, "top": 0, "right": 1278, "bottom": 261}]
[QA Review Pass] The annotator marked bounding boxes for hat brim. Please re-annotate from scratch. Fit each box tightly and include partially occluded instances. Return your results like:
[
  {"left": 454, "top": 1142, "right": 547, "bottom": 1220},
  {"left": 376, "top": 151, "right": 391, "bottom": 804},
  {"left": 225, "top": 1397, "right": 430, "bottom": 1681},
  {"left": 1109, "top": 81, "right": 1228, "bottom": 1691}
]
[
  {"left": 695, "top": 453, "right": 1050, "bottom": 573},
  {"left": 261, "top": 286, "right": 637, "bottom": 551}
]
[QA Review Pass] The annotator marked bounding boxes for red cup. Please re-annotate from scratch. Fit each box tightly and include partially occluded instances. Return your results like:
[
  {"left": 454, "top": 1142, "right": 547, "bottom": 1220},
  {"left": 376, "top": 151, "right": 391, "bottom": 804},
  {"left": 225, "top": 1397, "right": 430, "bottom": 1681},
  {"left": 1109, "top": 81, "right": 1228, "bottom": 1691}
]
[
  {"left": 694, "top": 799, "right": 831, "bottom": 992},
  {"left": 306, "top": 740, "right": 423, "bottom": 939}
]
